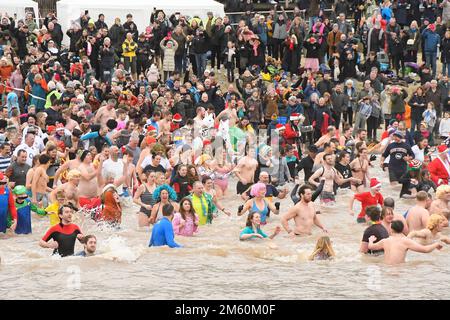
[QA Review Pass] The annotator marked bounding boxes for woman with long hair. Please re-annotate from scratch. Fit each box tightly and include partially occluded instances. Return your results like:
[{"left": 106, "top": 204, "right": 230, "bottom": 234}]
[
  {"left": 309, "top": 236, "right": 336, "bottom": 261},
  {"left": 239, "top": 211, "right": 281, "bottom": 241},
  {"left": 350, "top": 146, "right": 370, "bottom": 193},
  {"left": 172, "top": 198, "right": 199, "bottom": 237}
]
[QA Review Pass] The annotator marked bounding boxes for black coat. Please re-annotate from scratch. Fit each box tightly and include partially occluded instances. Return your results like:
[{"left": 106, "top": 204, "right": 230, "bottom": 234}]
[
  {"left": 441, "top": 38, "right": 450, "bottom": 64},
  {"left": 192, "top": 33, "right": 210, "bottom": 54}
]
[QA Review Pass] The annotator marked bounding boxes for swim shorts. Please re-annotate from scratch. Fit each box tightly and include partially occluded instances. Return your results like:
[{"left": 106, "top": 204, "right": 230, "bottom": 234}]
[
  {"left": 236, "top": 181, "right": 253, "bottom": 195},
  {"left": 388, "top": 169, "right": 405, "bottom": 183},
  {"left": 320, "top": 191, "right": 336, "bottom": 203}
]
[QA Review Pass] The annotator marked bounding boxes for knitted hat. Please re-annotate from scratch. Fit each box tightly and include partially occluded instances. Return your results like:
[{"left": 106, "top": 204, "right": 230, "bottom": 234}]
[
  {"left": 407, "top": 159, "right": 422, "bottom": 171},
  {"left": 172, "top": 113, "right": 182, "bottom": 122},
  {"left": 290, "top": 113, "right": 301, "bottom": 121},
  {"left": 370, "top": 178, "right": 381, "bottom": 189},
  {"left": 393, "top": 130, "right": 404, "bottom": 139}
]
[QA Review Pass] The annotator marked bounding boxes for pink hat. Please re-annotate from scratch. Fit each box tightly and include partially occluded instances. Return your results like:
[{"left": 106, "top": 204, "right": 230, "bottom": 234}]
[{"left": 250, "top": 183, "right": 266, "bottom": 197}]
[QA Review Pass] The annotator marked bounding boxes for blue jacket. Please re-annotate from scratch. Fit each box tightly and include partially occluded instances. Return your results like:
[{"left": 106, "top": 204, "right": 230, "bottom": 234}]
[
  {"left": 149, "top": 217, "right": 181, "bottom": 248},
  {"left": 422, "top": 29, "right": 440, "bottom": 53},
  {"left": 80, "top": 132, "right": 113, "bottom": 146}
]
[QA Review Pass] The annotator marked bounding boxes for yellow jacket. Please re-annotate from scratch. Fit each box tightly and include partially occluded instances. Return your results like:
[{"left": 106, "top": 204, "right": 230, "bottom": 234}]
[{"left": 122, "top": 39, "right": 137, "bottom": 60}]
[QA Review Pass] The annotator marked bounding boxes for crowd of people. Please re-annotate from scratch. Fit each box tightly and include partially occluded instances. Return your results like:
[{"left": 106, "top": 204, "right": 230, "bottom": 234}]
[{"left": 0, "top": 0, "right": 449, "bottom": 265}]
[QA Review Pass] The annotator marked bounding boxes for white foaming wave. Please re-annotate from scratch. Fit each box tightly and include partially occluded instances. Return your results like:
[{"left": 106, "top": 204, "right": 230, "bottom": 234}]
[{"left": 95, "top": 236, "right": 146, "bottom": 263}]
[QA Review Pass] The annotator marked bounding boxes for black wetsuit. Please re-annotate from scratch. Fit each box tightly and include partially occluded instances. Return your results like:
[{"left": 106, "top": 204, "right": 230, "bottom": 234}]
[{"left": 41, "top": 223, "right": 82, "bottom": 257}]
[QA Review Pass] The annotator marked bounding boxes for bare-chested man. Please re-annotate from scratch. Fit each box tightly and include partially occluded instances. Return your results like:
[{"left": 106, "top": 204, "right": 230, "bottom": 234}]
[
  {"left": 94, "top": 98, "right": 117, "bottom": 127},
  {"left": 309, "top": 153, "right": 360, "bottom": 204},
  {"left": 234, "top": 148, "right": 259, "bottom": 198},
  {"left": 31, "top": 154, "right": 52, "bottom": 207},
  {"left": 429, "top": 185, "right": 450, "bottom": 222},
  {"left": 383, "top": 197, "right": 409, "bottom": 235},
  {"left": 368, "top": 220, "right": 442, "bottom": 265},
  {"left": 313, "top": 141, "right": 338, "bottom": 167},
  {"left": 78, "top": 150, "right": 104, "bottom": 209},
  {"left": 406, "top": 191, "right": 432, "bottom": 232},
  {"left": 407, "top": 214, "right": 450, "bottom": 245},
  {"left": 281, "top": 185, "right": 327, "bottom": 236},
  {"left": 157, "top": 111, "right": 173, "bottom": 139},
  {"left": 215, "top": 100, "right": 239, "bottom": 127},
  {"left": 50, "top": 169, "right": 81, "bottom": 208},
  {"left": 53, "top": 152, "right": 81, "bottom": 186},
  {"left": 315, "top": 126, "right": 336, "bottom": 149}
]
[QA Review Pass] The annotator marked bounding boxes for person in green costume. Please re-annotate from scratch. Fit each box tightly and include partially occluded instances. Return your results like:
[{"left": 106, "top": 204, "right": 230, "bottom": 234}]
[{"left": 12, "top": 185, "right": 46, "bottom": 235}]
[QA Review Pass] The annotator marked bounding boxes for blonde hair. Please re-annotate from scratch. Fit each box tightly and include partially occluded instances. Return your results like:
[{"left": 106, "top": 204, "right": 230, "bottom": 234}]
[
  {"left": 67, "top": 169, "right": 81, "bottom": 180},
  {"left": 427, "top": 214, "right": 446, "bottom": 231},
  {"left": 436, "top": 185, "right": 450, "bottom": 200},
  {"left": 309, "top": 236, "right": 335, "bottom": 261}
]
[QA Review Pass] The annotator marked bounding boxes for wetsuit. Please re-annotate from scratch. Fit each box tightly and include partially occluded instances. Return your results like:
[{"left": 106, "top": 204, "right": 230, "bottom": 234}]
[
  {"left": 41, "top": 223, "right": 82, "bottom": 257},
  {"left": 149, "top": 217, "right": 181, "bottom": 248},
  {"left": 290, "top": 180, "right": 325, "bottom": 204},
  {"left": 15, "top": 199, "right": 46, "bottom": 234},
  {"left": 0, "top": 187, "right": 17, "bottom": 233}
]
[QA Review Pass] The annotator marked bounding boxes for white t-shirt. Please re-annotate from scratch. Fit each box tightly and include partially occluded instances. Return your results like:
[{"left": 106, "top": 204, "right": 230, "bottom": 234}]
[
  {"left": 13, "top": 144, "right": 39, "bottom": 166},
  {"left": 102, "top": 158, "right": 124, "bottom": 194},
  {"left": 411, "top": 145, "right": 425, "bottom": 162}
]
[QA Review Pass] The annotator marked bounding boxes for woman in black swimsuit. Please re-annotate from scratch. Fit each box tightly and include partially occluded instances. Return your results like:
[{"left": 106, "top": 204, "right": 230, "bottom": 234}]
[{"left": 133, "top": 170, "right": 157, "bottom": 227}]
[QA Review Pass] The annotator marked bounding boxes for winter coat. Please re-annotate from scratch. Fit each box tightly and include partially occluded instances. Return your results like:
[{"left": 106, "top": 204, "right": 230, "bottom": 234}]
[
  {"left": 441, "top": 37, "right": 450, "bottom": 64},
  {"left": 272, "top": 20, "right": 288, "bottom": 40},
  {"left": 422, "top": 29, "right": 440, "bottom": 53},
  {"left": 408, "top": 94, "right": 426, "bottom": 121},
  {"left": 391, "top": 91, "right": 407, "bottom": 114},
  {"left": 159, "top": 39, "right": 178, "bottom": 71}
]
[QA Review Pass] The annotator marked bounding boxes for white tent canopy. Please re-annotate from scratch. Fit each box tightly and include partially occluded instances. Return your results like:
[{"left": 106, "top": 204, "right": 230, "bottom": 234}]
[
  {"left": 0, "top": 0, "right": 39, "bottom": 22},
  {"left": 57, "top": 0, "right": 225, "bottom": 44}
]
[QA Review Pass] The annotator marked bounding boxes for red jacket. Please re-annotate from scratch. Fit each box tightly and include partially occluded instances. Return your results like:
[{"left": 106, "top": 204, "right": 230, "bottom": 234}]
[
  {"left": 428, "top": 157, "right": 450, "bottom": 186},
  {"left": 283, "top": 123, "right": 299, "bottom": 144}
]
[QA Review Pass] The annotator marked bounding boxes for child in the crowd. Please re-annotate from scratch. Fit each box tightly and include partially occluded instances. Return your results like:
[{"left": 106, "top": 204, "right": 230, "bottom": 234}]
[
  {"left": 223, "top": 41, "right": 236, "bottom": 83},
  {"left": 422, "top": 102, "right": 437, "bottom": 134},
  {"left": 309, "top": 236, "right": 336, "bottom": 261},
  {"left": 439, "top": 111, "right": 450, "bottom": 140},
  {"left": 285, "top": 145, "right": 299, "bottom": 180}
]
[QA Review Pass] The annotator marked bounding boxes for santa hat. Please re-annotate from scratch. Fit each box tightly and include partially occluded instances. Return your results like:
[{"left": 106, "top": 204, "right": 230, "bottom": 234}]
[
  {"left": 275, "top": 124, "right": 285, "bottom": 132},
  {"left": 203, "top": 140, "right": 211, "bottom": 147},
  {"left": 429, "top": 24, "right": 436, "bottom": 32},
  {"left": 290, "top": 113, "right": 301, "bottom": 121},
  {"left": 438, "top": 145, "right": 448, "bottom": 154},
  {"left": 146, "top": 125, "right": 157, "bottom": 134},
  {"left": 370, "top": 178, "right": 381, "bottom": 189},
  {"left": 407, "top": 159, "right": 422, "bottom": 171},
  {"left": 56, "top": 123, "right": 65, "bottom": 131},
  {"left": 172, "top": 113, "right": 182, "bottom": 122}
]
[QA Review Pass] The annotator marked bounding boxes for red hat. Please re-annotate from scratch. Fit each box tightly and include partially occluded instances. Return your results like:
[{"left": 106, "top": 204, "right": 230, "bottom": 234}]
[
  {"left": 146, "top": 125, "right": 157, "bottom": 134},
  {"left": 370, "top": 178, "right": 381, "bottom": 189},
  {"left": 429, "top": 24, "right": 436, "bottom": 32},
  {"left": 275, "top": 124, "right": 285, "bottom": 132},
  {"left": 145, "top": 136, "right": 157, "bottom": 145},
  {"left": 309, "top": 37, "right": 316, "bottom": 43},
  {"left": 56, "top": 123, "right": 65, "bottom": 131},
  {"left": 47, "top": 125, "right": 56, "bottom": 134},
  {"left": 172, "top": 113, "right": 182, "bottom": 122},
  {"left": 203, "top": 140, "right": 211, "bottom": 147},
  {"left": 290, "top": 113, "right": 301, "bottom": 121},
  {"left": 438, "top": 145, "right": 448, "bottom": 153}
]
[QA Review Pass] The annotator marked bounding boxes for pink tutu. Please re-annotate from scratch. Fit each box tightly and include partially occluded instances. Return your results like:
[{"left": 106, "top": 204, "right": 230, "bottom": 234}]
[{"left": 304, "top": 58, "right": 319, "bottom": 73}]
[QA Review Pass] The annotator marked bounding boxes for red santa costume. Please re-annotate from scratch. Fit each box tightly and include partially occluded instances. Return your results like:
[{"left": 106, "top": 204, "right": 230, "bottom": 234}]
[{"left": 428, "top": 145, "right": 450, "bottom": 186}]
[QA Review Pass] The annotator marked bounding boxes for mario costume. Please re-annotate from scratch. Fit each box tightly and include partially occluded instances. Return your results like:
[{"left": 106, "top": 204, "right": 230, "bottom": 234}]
[{"left": 0, "top": 172, "right": 17, "bottom": 233}]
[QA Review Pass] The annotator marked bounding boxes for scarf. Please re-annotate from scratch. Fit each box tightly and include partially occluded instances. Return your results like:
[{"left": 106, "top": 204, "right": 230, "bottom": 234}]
[
  {"left": 321, "top": 112, "right": 330, "bottom": 135},
  {"left": 289, "top": 39, "right": 294, "bottom": 51},
  {"left": 253, "top": 42, "right": 258, "bottom": 56},
  {"left": 87, "top": 41, "right": 92, "bottom": 56}
]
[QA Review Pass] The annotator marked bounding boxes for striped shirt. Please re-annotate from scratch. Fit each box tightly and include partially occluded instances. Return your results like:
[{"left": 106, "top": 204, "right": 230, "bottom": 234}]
[{"left": 0, "top": 156, "right": 11, "bottom": 172}]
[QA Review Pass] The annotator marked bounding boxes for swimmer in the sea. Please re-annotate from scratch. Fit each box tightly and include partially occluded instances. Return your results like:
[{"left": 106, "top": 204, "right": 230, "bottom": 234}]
[
  {"left": 368, "top": 220, "right": 443, "bottom": 265},
  {"left": 309, "top": 236, "right": 335, "bottom": 261},
  {"left": 281, "top": 184, "right": 328, "bottom": 237},
  {"left": 75, "top": 235, "right": 97, "bottom": 257},
  {"left": 407, "top": 214, "right": 450, "bottom": 246},
  {"left": 239, "top": 211, "right": 281, "bottom": 240}
]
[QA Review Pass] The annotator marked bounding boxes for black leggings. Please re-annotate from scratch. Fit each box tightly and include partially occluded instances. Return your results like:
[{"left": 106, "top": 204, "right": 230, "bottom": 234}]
[
  {"left": 343, "top": 108, "right": 353, "bottom": 125},
  {"left": 366, "top": 116, "right": 379, "bottom": 140},
  {"left": 211, "top": 45, "right": 222, "bottom": 69}
]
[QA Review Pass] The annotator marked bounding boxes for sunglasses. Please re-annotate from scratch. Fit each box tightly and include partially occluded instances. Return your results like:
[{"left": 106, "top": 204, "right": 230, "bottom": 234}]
[{"left": 17, "top": 196, "right": 28, "bottom": 200}]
